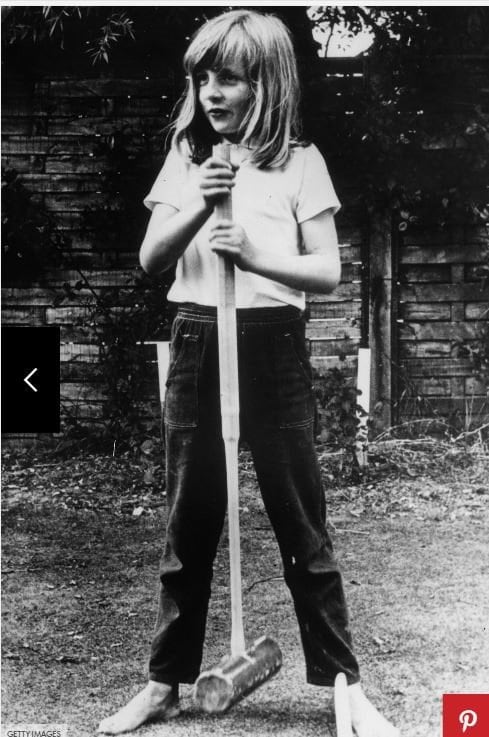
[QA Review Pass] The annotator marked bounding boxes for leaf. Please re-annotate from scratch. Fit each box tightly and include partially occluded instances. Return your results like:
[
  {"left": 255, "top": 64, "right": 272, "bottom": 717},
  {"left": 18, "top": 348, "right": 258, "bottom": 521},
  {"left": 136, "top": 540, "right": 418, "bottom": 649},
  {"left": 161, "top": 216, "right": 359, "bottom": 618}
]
[
  {"left": 143, "top": 467, "right": 155, "bottom": 485},
  {"left": 56, "top": 655, "right": 81, "bottom": 664},
  {"left": 140, "top": 439, "right": 154, "bottom": 455}
]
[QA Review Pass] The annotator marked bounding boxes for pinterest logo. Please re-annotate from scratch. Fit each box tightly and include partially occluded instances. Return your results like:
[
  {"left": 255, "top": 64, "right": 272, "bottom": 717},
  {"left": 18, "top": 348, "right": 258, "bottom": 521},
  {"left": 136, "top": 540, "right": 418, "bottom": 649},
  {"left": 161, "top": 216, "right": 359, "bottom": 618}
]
[
  {"left": 459, "top": 710, "right": 478, "bottom": 733},
  {"left": 443, "top": 694, "right": 488, "bottom": 737}
]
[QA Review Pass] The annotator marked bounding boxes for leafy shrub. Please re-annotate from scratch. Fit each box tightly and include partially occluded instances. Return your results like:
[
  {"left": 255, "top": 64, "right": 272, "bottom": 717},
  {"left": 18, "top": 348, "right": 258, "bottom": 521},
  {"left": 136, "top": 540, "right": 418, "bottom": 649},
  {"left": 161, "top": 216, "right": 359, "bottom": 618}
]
[
  {"left": 313, "top": 367, "right": 365, "bottom": 454},
  {"left": 55, "top": 269, "right": 174, "bottom": 454},
  {"left": 89, "top": 275, "right": 172, "bottom": 449},
  {"left": 470, "top": 249, "right": 489, "bottom": 389},
  {"left": 2, "top": 169, "right": 68, "bottom": 282}
]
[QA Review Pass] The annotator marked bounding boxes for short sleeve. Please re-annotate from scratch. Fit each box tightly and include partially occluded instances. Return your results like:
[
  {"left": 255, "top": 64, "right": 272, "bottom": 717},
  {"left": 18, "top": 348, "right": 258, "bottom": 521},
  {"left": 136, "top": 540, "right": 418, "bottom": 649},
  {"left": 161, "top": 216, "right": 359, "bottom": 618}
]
[
  {"left": 143, "top": 148, "right": 185, "bottom": 212},
  {"left": 295, "top": 144, "right": 341, "bottom": 223}
]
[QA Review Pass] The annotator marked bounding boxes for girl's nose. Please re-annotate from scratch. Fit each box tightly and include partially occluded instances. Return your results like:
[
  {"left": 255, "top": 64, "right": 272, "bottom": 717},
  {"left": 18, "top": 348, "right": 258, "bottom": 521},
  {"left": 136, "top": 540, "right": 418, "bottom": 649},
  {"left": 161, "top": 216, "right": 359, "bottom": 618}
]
[{"left": 205, "top": 74, "right": 223, "bottom": 100}]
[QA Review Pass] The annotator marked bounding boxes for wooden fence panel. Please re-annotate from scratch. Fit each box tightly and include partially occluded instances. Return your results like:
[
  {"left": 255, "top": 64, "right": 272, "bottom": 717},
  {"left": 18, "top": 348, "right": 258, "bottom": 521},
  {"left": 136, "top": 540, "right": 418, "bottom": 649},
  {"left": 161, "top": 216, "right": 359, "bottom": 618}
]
[{"left": 398, "top": 227, "right": 488, "bottom": 427}]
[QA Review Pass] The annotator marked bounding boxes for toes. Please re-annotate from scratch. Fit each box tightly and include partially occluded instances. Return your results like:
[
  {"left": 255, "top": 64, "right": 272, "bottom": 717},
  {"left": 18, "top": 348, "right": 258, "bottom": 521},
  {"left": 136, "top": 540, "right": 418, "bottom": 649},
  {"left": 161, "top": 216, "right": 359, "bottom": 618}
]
[{"left": 97, "top": 720, "right": 114, "bottom": 735}]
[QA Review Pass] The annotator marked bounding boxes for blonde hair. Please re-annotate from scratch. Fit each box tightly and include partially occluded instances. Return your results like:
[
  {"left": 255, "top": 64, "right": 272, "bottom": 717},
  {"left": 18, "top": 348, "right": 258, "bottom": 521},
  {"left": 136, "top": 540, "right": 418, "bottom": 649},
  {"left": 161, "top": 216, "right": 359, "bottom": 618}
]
[{"left": 170, "top": 9, "right": 302, "bottom": 168}]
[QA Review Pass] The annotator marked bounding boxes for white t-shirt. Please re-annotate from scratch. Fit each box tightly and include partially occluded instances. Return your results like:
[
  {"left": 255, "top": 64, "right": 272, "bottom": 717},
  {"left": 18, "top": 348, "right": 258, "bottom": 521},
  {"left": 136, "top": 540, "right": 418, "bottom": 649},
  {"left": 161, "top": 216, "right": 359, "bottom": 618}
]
[{"left": 143, "top": 143, "right": 341, "bottom": 309}]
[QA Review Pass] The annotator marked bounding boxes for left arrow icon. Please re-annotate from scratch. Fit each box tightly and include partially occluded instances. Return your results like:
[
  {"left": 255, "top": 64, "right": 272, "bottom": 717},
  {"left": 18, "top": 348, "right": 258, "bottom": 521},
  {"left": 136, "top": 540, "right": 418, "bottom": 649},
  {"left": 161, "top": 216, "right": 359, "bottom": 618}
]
[{"left": 24, "top": 368, "right": 38, "bottom": 392}]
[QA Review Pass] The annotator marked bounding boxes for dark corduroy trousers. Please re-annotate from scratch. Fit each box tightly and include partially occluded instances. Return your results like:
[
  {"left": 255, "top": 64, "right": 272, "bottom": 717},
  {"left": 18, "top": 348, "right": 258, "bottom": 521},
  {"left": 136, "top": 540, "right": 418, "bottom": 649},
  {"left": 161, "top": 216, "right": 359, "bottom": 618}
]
[{"left": 148, "top": 303, "right": 360, "bottom": 687}]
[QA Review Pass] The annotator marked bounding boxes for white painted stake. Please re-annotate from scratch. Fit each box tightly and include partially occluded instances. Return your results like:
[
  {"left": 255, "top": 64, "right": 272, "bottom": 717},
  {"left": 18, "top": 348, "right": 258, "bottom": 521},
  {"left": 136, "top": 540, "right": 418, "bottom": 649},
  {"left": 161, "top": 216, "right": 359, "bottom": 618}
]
[
  {"left": 355, "top": 347, "right": 371, "bottom": 468},
  {"left": 155, "top": 341, "right": 170, "bottom": 407},
  {"left": 139, "top": 340, "right": 170, "bottom": 409},
  {"left": 334, "top": 673, "right": 353, "bottom": 737}
]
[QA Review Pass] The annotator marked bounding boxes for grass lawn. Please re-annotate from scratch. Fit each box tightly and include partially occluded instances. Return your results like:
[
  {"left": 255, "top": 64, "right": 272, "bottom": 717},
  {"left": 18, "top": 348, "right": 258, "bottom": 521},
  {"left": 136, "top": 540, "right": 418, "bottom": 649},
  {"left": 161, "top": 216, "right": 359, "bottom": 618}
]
[{"left": 2, "top": 442, "right": 488, "bottom": 736}]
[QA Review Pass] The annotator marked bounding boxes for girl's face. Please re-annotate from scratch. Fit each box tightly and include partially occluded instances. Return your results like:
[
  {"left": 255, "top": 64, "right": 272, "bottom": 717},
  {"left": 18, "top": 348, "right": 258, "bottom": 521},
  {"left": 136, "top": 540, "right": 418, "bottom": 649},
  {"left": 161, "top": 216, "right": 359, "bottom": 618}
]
[{"left": 196, "top": 61, "right": 252, "bottom": 143}]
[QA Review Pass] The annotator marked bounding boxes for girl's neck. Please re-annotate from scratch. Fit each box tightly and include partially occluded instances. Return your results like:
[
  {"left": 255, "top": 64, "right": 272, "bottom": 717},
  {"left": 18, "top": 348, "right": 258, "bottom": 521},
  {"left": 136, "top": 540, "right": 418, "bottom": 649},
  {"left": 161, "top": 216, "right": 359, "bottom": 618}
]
[
  {"left": 218, "top": 137, "right": 254, "bottom": 167},
  {"left": 221, "top": 133, "right": 244, "bottom": 145},
  {"left": 220, "top": 135, "right": 254, "bottom": 150}
]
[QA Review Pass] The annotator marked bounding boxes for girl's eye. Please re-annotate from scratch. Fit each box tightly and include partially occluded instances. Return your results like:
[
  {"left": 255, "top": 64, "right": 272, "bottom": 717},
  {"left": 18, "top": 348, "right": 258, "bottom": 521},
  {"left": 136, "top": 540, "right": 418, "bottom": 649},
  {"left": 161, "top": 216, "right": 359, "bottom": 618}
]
[
  {"left": 221, "top": 72, "right": 239, "bottom": 83},
  {"left": 195, "top": 73, "right": 208, "bottom": 86}
]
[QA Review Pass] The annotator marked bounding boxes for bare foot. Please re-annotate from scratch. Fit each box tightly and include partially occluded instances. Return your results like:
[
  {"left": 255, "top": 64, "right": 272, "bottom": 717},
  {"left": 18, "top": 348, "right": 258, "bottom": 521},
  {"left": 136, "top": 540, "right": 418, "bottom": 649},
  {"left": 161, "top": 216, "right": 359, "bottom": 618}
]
[
  {"left": 348, "top": 683, "right": 400, "bottom": 737},
  {"left": 97, "top": 681, "right": 180, "bottom": 734}
]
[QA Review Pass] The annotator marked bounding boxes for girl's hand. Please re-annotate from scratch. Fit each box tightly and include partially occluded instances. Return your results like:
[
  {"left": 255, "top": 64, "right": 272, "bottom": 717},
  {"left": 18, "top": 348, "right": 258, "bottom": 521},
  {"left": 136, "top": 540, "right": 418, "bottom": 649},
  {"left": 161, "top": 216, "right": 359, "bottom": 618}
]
[
  {"left": 209, "top": 221, "right": 260, "bottom": 272},
  {"left": 198, "top": 156, "right": 238, "bottom": 208}
]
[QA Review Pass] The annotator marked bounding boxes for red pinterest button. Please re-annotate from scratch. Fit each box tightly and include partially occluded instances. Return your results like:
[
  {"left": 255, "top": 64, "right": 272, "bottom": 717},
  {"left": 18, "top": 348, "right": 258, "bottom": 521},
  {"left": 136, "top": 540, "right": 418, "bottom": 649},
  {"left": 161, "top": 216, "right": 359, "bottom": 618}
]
[{"left": 443, "top": 694, "right": 489, "bottom": 737}]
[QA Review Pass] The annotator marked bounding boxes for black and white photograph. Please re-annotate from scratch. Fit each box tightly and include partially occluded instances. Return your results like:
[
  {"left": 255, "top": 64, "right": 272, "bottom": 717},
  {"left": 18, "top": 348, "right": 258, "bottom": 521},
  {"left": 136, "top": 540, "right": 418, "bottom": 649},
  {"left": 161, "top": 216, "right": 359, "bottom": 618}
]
[{"left": 2, "top": 3, "right": 488, "bottom": 737}]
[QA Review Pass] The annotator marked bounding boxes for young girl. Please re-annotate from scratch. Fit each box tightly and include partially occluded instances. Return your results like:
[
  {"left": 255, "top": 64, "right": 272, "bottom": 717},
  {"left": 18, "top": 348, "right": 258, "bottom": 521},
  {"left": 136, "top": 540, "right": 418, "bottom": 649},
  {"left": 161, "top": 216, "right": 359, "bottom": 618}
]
[{"left": 99, "top": 10, "right": 399, "bottom": 737}]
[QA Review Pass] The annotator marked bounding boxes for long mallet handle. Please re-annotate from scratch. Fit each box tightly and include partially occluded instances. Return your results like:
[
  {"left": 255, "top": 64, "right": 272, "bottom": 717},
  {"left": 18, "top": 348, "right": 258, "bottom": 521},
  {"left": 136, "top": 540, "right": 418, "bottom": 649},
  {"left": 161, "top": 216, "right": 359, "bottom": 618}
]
[{"left": 213, "top": 143, "right": 245, "bottom": 657}]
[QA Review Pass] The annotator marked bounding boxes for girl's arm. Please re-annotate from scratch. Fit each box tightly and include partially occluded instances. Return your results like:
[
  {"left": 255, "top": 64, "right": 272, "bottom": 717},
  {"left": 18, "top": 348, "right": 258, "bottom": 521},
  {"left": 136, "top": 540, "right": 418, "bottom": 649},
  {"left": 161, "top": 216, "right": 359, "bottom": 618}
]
[
  {"left": 209, "top": 208, "right": 341, "bottom": 294},
  {"left": 139, "top": 201, "right": 211, "bottom": 276},
  {"left": 140, "top": 156, "right": 236, "bottom": 276}
]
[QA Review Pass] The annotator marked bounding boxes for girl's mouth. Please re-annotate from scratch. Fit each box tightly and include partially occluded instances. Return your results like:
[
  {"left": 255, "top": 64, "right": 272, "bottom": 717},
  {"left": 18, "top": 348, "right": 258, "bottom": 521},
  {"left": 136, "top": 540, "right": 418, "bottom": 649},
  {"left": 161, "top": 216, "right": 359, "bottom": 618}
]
[{"left": 208, "top": 109, "right": 230, "bottom": 119}]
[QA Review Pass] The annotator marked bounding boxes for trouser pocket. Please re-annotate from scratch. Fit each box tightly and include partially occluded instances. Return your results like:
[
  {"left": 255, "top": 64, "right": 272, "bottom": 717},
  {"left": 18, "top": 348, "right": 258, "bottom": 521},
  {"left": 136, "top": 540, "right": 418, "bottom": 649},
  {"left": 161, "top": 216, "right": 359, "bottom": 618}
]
[
  {"left": 273, "top": 324, "right": 315, "bottom": 429},
  {"left": 165, "top": 319, "right": 200, "bottom": 428}
]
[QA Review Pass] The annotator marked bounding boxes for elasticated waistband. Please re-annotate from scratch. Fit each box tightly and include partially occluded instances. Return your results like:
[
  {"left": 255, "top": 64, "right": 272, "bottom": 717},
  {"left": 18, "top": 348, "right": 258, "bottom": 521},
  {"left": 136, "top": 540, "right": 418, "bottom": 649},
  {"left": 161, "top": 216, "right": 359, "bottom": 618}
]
[{"left": 176, "top": 302, "right": 303, "bottom": 325}]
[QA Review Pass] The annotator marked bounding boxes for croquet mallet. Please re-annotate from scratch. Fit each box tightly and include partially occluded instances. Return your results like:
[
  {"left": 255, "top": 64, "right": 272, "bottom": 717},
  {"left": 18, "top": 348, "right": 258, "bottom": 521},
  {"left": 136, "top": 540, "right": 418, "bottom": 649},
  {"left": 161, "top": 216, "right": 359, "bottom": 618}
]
[{"left": 193, "top": 143, "right": 282, "bottom": 714}]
